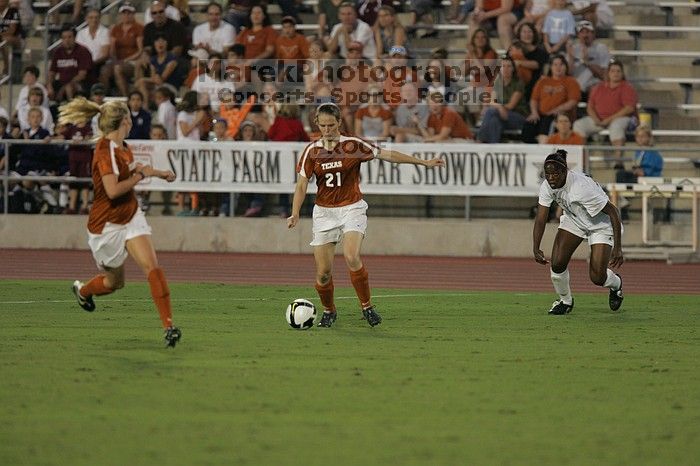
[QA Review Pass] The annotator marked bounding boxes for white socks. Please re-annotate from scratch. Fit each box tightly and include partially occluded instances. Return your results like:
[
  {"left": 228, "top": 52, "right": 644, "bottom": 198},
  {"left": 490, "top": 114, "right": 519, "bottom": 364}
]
[
  {"left": 603, "top": 269, "right": 621, "bottom": 290},
  {"left": 550, "top": 269, "right": 573, "bottom": 305}
]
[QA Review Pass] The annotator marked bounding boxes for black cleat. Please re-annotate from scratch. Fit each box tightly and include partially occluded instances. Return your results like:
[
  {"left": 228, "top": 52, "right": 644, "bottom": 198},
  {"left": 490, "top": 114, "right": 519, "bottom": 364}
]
[
  {"left": 164, "top": 326, "right": 182, "bottom": 347},
  {"left": 362, "top": 306, "right": 382, "bottom": 327},
  {"left": 548, "top": 299, "right": 574, "bottom": 315},
  {"left": 72, "top": 280, "right": 95, "bottom": 312},
  {"left": 609, "top": 275, "right": 624, "bottom": 311},
  {"left": 318, "top": 311, "right": 337, "bottom": 328}
]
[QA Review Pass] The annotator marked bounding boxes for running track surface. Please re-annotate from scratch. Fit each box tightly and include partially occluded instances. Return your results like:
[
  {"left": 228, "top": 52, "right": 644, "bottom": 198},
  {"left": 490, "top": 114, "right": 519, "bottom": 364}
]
[{"left": 1, "top": 249, "right": 698, "bottom": 294}]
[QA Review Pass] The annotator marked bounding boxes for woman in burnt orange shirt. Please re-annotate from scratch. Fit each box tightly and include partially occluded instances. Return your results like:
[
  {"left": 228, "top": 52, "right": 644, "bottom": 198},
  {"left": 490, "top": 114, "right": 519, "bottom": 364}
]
[{"left": 60, "top": 97, "right": 181, "bottom": 348}]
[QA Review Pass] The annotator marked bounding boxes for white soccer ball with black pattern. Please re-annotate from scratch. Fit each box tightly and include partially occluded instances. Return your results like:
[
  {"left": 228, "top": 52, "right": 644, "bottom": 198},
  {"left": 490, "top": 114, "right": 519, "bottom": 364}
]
[{"left": 285, "top": 299, "right": 317, "bottom": 330}]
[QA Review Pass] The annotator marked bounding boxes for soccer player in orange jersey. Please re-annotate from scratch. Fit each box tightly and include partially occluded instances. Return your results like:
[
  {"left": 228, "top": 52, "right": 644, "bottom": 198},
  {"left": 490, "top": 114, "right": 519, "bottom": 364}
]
[
  {"left": 60, "top": 97, "right": 182, "bottom": 347},
  {"left": 287, "top": 102, "right": 445, "bottom": 328}
]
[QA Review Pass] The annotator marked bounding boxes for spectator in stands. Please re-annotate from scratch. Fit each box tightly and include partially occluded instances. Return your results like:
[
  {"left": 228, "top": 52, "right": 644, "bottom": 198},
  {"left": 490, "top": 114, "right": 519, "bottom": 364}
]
[
  {"left": 0, "top": 0, "right": 22, "bottom": 77},
  {"left": 354, "top": 85, "right": 392, "bottom": 139},
  {"left": 391, "top": 82, "right": 428, "bottom": 142},
  {"left": 546, "top": 112, "right": 584, "bottom": 145},
  {"left": 225, "top": 0, "right": 253, "bottom": 33},
  {"left": 275, "top": 15, "right": 308, "bottom": 89},
  {"left": 477, "top": 56, "right": 528, "bottom": 143},
  {"left": 268, "top": 103, "right": 309, "bottom": 217},
  {"left": 101, "top": 2, "right": 144, "bottom": 97},
  {"left": 154, "top": 85, "right": 177, "bottom": 142},
  {"left": 191, "top": 52, "right": 229, "bottom": 113},
  {"left": 522, "top": 54, "right": 581, "bottom": 143},
  {"left": 76, "top": 8, "right": 110, "bottom": 86},
  {"left": 47, "top": 25, "right": 93, "bottom": 102},
  {"left": 468, "top": 0, "right": 519, "bottom": 50},
  {"left": 508, "top": 22, "right": 548, "bottom": 101},
  {"left": 176, "top": 90, "right": 205, "bottom": 141},
  {"left": 135, "top": 34, "right": 179, "bottom": 106},
  {"left": 572, "top": 60, "right": 637, "bottom": 149},
  {"left": 143, "top": 0, "right": 180, "bottom": 24},
  {"left": 127, "top": 91, "right": 151, "bottom": 140},
  {"left": 381, "top": 45, "right": 417, "bottom": 108},
  {"left": 356, "top": 0, "right": 390, "bottom": 27},
  {"left": 572, "top": 0, "right": 614, "bottom": 32},
  {"left": 519, "top": 0, "right": 550, "bottom": 31},
  {"left": 421, "top": 58, "right": 459, "bottom": 100},
  {"left": 235, "top": 119, "right": 268, "bottom": 217},
  {"left": 14, "top": 66, "right": 48, "bottom": 122},
  {"left": 448, "top": 0, "right": 475, "bottom": 25},
  {"left": 615, "top": 125, "right": 663, "bottom": 181},
  {"left": 373, "top": 5, "right": 408, "bottom": 58},
  {"left": 88, "top": 83, "right": 105, "bottom": 135},
  {"left": 467, "top": 28, "right": 497, "bottom": 63},
  {"left": 417, "top": 90, "right": 473, "bottom": 142},
  {"left": 328, "top": 2, "right": 377, "bottom": 59},
  {"left": 219, "top": 93, "right": 255, "bottom": 139},
  {"left": 210, "top": 118, "right": 230, "bottom": 142},
  {"left": 333, "top": 41, "right": 372, "bottom": 130},
  {"left": 235, "top": 5, "right": 278, "bottom": 64},
  {"left": 148, "top": 123, "right": 174, "bottom": 215},
  {"left": 0, "top": 116, "right": 8, "bottom": 172},
  {"left": 143, "top": 0, "right": 187, "bottom": 58},
  {"left": 318, "top": 0, "right": 343, "bottom": 38},
  {"left": 18, "top": 87, "right": 54, "bottom": 133},
  {"left": 304, "top": 40, "right": 332, "bottom": 95},
  {"left": 567, "top": 20, "right": 609, "bottom": 98},
  {"left": 542, "top": 0, "right": 575, "bottom": 55},
  {"left": 14, "top": 107, "right": 52, "bottom": 186},
  {"left": 61, "top": 115, "right": 93, "bottom": 215},
  {"left": 184, "top": 48, "right": 208, "bottom": 88},
  {"left": 193, "top": 2, "right": 236, "bottom": 56}
]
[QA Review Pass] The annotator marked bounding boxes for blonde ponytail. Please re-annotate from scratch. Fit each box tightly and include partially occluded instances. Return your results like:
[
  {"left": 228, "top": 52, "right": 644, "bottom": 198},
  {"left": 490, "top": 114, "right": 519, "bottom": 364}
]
[{"left": 58, "top": 97, "right": 129, "bottom": 136}]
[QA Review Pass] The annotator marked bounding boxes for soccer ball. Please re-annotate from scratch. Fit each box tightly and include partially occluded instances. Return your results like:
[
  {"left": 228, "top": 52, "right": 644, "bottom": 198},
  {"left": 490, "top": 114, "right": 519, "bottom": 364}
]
[{"left": 286, "top": 299, "right": 317, "bottom": 330}]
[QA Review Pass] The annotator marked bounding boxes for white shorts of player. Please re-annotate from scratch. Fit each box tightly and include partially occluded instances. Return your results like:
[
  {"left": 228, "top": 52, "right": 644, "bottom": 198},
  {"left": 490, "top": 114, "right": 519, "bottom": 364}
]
[
  {"left": 558, "top": 213, "right": 618, "bottom": 247},
  {"left": 87, "top": 208, "right": 152, "bottom": 270},
  {"left": 310, "top": 199, "right": 368, "bottom": 246}
]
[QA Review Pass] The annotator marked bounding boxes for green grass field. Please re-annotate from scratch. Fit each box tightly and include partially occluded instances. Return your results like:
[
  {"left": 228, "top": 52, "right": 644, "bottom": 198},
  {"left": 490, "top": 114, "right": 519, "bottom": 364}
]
[{"left": 1, "top": 280, "right": 698, "bottom": 466}]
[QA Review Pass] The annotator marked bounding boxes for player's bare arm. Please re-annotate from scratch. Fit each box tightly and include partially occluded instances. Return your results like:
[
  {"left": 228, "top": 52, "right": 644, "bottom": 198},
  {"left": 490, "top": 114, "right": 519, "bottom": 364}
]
[
  {"left": 377, "top": 148, "right": 445, "bottom": 167},
  {"left": 287, "top": 175, "right": 310, "bottom": 229},
  {"left": 532, "top": 204, "right": 550, "bottom": 264}
]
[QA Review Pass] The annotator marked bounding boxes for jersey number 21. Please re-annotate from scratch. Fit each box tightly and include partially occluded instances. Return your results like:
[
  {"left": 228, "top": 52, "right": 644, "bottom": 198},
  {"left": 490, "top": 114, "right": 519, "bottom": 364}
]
[{"left": 325, "top": 172, "right": 342, "bottom": 187}]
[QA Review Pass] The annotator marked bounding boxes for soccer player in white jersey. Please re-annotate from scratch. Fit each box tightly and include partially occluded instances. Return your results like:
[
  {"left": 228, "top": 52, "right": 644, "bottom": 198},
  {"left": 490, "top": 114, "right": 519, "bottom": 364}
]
[
  {"left": 532, "top": 149, "right": 624, "bottom": 315},
  {"left": 287, "top": 102, "right": 444, "bottom": 328}
]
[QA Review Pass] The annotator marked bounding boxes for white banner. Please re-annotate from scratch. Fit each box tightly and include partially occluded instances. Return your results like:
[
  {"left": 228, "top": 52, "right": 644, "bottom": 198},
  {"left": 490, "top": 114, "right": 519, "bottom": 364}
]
[{"left": 130, "top": 141, "right": 583, "bottom": 197}]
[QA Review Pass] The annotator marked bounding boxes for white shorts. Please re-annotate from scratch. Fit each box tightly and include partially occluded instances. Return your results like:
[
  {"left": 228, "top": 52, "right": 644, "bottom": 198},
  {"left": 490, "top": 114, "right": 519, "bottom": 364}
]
[
  {"left": 310, "top": 199, "right": 368, "bottom": 246},
  {"left": 558, "top": 214, "right": 616, "bottom": 247},
  {"left": 87, "top": 208, "right": 152, "bottom": 270}
]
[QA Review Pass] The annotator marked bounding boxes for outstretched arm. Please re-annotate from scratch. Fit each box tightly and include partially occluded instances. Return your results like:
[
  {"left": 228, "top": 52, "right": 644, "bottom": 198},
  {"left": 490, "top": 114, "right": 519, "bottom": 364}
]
[
  {"left": 287, "top": 175, "right": 310, "bottom": 229},
  {"left": 377, "top": 148, "right": 445, "bottom": 167},
  {"left": 602, "top": 201, "right": 624, "bottom": 268},
  {"left": 532, "top": 204, "right": 550, "bottom": 264}
]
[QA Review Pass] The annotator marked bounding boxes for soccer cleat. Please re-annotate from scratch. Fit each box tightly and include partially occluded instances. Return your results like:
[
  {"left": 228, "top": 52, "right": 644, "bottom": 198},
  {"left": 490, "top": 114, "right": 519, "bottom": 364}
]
[
  {"left": 164, "top": 326, "right": 182, "bottom": 348},
  {"left": 609, "top": 275, "right": 624, "bottom": 311},
  {"left": 362, "top": 306, "right": 382, "bottom": 327},
  {"left": 548, "top": 299, "right": 574, "bottom": 315},
  {"left": 72, "top": 280, "right": 95, "bottom": 312},
  {"left": 318, "top": 311, "right": 337, "bottom": 328}
]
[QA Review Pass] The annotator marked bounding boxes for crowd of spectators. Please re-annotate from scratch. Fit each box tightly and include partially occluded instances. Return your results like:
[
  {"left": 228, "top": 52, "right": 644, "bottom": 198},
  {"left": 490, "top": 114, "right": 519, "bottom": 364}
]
[{"left": 0, "top": 0, "right": 659, "bottom": 218}]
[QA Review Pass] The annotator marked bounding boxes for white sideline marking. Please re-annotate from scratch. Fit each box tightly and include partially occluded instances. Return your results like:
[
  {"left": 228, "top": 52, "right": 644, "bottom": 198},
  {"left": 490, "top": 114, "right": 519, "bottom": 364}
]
[{"left": 0, "top": 292, "right": 485, "bottom": 306}]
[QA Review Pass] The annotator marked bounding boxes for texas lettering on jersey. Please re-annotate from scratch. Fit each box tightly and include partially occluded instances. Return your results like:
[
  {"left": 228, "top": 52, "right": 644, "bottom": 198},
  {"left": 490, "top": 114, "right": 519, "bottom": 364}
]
[{"left": 297, "top": 136, "right": 379, "bottom": 208}]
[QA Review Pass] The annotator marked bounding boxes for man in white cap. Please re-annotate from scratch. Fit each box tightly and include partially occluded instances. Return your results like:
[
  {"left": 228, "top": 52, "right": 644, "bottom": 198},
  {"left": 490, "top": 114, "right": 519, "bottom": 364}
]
[{"left": 566, "top": 19, "right": 609, "bottom": 97}]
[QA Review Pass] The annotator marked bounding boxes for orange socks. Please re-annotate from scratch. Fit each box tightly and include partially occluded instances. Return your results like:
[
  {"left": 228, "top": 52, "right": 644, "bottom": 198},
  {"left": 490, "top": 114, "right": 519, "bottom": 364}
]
[
  {"left": 80, "top": 275, "right": 113, "bottom": 297},
  {"left": 148, "top": 267, "right": 173, "bottom": 328},
  {"left": 315, "top": 277, "right": 336, "bottom": 312},
  {"left": 349, "top": 265, "right": 371, "bottom": 309}
]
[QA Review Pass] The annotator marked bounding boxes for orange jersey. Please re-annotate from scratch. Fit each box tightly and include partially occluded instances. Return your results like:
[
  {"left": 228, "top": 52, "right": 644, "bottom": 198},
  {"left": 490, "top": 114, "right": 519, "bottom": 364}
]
[
  {"left": 88, "top": 138, "right": 139, "bottom": 234},
  {"left": 275, "top": 33, "right": 309, "bottom": 60},
  {"left": 297, "top": 135, "right": 379, "bottom": 208},
  {"left": 547, "top": 131, "right": 584, "bottom": 145}
]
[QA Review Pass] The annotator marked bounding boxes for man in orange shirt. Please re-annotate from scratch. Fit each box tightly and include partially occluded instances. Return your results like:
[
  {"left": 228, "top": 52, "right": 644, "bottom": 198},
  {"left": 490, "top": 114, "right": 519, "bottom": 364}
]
[
  {"left": 417, "top": 90, "right": 473, "bottom": 142},
  {"left": 275, "top": 16, "right": 309, "bottom": 89}
]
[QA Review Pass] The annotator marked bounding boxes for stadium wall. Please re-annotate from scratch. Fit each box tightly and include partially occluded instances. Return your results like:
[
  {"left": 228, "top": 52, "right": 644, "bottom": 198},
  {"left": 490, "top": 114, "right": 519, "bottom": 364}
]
[{"left": 0, "top": 215, "right": 652, "bottom": 259}]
